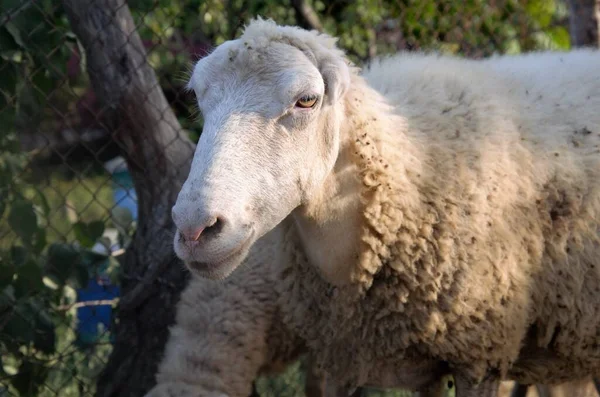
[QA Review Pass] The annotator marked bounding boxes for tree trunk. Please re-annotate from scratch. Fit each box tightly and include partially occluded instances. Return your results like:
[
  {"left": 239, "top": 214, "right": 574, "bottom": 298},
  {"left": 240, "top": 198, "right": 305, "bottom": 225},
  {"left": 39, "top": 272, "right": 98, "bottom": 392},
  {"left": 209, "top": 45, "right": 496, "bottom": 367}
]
[
  {"left": 61, "top": 1, "right": 196, "bottom": 396},
  {"left": 567, "top": 0, "right": 600, "bottom": 47}
]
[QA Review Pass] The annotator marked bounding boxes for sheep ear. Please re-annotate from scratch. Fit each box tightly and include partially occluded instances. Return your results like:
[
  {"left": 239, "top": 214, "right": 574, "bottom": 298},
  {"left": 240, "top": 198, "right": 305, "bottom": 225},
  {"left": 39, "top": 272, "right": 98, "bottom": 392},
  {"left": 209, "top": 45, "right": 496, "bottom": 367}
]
[{"left": 319, "top": 54, "right": 350, "bottom": 105}]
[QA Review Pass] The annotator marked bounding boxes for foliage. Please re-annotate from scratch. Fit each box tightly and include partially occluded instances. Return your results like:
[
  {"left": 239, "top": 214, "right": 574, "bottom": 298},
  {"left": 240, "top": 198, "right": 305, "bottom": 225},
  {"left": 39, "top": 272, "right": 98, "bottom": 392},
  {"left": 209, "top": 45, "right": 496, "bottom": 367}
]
[
  {"left": 0, "top": 149, "right": 123, "bottom": 395},
  {"left": 0, "top": 0, "right": 574, "bottom": 396},
  {"left": 0, "top": 4, "right": 129, "bottom": 395}
]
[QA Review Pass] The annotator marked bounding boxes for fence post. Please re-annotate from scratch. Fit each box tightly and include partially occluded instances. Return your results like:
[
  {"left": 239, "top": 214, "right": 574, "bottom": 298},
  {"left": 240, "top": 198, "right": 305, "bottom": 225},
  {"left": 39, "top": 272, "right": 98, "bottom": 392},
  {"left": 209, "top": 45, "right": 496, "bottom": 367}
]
[{"left": 60, "top": 1, "right": 196, "bottom": 396}]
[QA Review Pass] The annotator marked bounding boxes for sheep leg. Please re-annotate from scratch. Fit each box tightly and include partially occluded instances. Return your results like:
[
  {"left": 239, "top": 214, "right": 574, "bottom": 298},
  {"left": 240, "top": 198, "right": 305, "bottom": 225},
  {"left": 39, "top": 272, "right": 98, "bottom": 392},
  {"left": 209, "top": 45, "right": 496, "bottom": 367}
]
[
  {"left": 454, "top": 374, "right": 500, "bottom": 397},
  {"left": 249, "top": 382, "right": 260, "bottom": 397},
  {"left": 510, "top": 383, "right": 530, "bottom": 397},
  {"left": 595, "top": 378, "right": 600, "bottom": 395},
  {"left": 349, "top": 388, "right": 364, "bottom": 397},
  {"left": 304, "top": 354, "right": 327, "bottom": 397},
  {"left": 534, "top": 384, "right": 551, "bottom": 397}
]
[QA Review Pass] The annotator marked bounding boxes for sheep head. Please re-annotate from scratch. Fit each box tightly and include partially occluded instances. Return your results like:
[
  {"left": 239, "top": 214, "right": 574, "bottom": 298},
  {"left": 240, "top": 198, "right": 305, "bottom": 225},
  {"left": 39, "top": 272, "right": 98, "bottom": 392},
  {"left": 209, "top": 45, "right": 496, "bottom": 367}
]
[{"left": 172, "top": 18, "right": 351, "bottom": 279}]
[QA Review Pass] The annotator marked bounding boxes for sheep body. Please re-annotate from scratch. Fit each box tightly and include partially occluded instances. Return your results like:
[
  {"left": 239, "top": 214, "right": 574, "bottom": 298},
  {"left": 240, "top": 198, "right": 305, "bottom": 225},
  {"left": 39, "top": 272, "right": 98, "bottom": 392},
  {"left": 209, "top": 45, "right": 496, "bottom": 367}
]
[
  {"left": 269, "top": 41, "right": 600, "bottom": 389},
  {"left": 146, "top": 229, "right": 447, "bottom": 397},
  {"left": 162, "top": 19, "right": 600, "bottom": 396}
]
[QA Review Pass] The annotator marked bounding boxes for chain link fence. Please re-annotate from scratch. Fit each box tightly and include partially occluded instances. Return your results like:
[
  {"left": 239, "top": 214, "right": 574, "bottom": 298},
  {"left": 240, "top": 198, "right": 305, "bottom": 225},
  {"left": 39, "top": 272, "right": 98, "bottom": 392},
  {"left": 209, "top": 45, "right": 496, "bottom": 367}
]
[{"left": 0, "top": 0, "right": 586, "bottom": 396}]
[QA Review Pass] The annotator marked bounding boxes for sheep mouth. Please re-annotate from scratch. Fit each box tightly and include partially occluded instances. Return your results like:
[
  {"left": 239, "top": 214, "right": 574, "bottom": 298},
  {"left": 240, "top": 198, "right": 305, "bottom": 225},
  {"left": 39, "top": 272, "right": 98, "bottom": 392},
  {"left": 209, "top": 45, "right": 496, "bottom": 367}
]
[{"left": 186, "top": 230, "right": 256, "bottom": 278}]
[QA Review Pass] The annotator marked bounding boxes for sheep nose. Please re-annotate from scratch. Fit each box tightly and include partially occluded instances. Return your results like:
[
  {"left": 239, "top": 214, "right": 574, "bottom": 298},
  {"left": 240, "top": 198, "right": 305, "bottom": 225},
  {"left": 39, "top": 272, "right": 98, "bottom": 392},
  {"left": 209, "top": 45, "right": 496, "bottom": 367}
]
[
  {"left": 181, "top": 225, "right": 206, "bottom": 242},
  {"left": 172, "top": 205, "right": 224, "bottom": 242},
  {"left": 185, "top": 216, "right": 223, "bottom": 240}
]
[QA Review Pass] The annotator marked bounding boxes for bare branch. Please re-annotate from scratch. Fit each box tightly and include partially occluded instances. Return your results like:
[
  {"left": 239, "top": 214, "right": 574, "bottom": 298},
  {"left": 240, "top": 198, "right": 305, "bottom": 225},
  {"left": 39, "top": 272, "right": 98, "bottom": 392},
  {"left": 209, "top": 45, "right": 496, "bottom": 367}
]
[
  {"left": 57, "top": 299, "right": 119, "bottom": 311},
  {"left": 291, "top": 0, "right": 324, "bottom": 32}
]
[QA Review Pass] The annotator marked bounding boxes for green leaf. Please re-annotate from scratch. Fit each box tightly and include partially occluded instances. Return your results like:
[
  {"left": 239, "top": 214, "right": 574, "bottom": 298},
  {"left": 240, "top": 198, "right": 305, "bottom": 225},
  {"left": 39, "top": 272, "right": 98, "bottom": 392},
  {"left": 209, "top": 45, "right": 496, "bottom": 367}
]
[
  {"left": 10, "top": 245, "right": 27, "bottom": 266},
  {"left": 47, "top": 243, "right": 89, "bottom": 289},
  {"left": 3, "top": 21, "right": 25, "bottom": 49},
  {"left": 88, "top": 220, "right": 106, "bottom": 241},
  {"left": 0, "top": 26, "right": 19, "bottom": 53},
  {"left": 2, "top": 297, "right": 54, "bottom": 356},
  {"left": 46, "top": 243, "right": 81, "bottom": 285},
  {"left": 0, "top": 260, "right": 14, "bottom": 290},
  {"left": 0, "top": 107, "right": 16, "bottom": 138},
  {"left": 8, "top": 199, "right": 39, "bottom": 244},
  {"left": 548, "top": 26, "right": 570, "bottom": 50},
  {"left": 73, "top": 261, "right": 90, "bottom": 289},
  {"left": 31, "top": 227, "right": 47, "bottom": 255},
  {"left": 73, "top": 220, "right": 105, "bottom": 248},
  {"left": 10, "top": 359, "right": 48, "bottom": 396},
  {"left": 33, "top": 186, "right": 51, "bottom": 216},
  {"left": 3, "top": 0, "right": 46, "bottom": 47},
  {"left": 0, "top": 286, "right": 15, "bottom": 310},
  {"left": 15, "top": 78, "right": 43, "bottom": 129},
  {"left": 31, "top": 68, "right": 55, "bottom": 104},
  {"left": 32, "top": 305, "right": 55, "bottom": 354},
  {"left": 13, "top": 260, "right": 44, "bottom": 297},
  {"left": 73, "top": 222, "right": 92, "bottom": 248},
  {"left": 0, "top": 190, "right": 5, "bottom": 219},
  {"left": 2, "top": 303, "right": 35, "bottom": 348}
]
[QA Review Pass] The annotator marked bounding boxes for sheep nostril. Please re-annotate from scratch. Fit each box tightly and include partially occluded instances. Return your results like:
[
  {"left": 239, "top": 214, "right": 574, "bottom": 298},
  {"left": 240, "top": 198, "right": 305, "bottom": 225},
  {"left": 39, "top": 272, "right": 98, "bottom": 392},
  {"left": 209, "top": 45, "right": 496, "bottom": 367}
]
[
  {"left": 203, "top": 216, "right": 224, "bottom": 237},
  {"left": 176, "top": 215, "right": 226, "bottom": 243}
]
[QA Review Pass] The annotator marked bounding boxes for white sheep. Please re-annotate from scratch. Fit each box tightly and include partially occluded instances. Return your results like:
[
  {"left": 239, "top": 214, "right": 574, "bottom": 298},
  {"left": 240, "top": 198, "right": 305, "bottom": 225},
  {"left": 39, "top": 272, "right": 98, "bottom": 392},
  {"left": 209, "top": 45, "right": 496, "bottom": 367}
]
[
  {"left": 145, "top": 228, "right": 449, "bottom": 397},
  {"left": 167, "top": 17, "right": 600, "bottom": 397}
]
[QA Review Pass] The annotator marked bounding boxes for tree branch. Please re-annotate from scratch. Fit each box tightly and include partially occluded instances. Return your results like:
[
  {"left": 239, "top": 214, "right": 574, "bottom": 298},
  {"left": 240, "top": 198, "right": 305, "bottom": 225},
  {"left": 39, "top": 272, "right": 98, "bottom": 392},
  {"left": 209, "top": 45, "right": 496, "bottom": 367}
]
[
  {"left": 57, "top": 299, "right": 119, "bottom": 311},
  {"left": 291, "top": 0, "right": 324, "bottom": 32}
]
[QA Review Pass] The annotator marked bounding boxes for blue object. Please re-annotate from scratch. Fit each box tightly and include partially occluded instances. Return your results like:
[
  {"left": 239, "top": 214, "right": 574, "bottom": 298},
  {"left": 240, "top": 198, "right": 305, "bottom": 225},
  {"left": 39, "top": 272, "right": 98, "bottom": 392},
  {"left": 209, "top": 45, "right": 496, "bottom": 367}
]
[
  {"left": 75, "top": 156, "right": 138, "bottom": 347},
  {"left": 75, "top": 276, "right": 120, "bottom": 347}
]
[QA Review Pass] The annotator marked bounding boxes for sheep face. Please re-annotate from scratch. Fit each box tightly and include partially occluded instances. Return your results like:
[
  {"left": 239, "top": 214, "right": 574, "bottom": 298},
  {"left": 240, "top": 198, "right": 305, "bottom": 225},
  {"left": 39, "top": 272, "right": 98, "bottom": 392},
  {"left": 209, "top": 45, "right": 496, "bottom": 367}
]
[{"left": 172, "top": 29, "right": 350, "bottom": 279}]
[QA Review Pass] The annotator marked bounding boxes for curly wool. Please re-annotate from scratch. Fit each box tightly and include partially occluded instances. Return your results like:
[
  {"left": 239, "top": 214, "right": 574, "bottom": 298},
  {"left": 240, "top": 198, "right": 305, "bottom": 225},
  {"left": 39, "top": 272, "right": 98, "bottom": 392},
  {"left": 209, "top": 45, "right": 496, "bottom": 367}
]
[
  {"left": 270, "top": 35, "right": 600, "bottom": 389},
  {"left": 148, "top": 229, "right": 308, "bottom": 397}
]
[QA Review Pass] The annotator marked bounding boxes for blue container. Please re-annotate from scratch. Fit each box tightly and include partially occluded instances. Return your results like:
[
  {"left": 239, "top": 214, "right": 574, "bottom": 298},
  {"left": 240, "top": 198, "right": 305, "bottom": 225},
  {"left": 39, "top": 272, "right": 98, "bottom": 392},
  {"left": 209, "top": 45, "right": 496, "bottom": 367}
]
[
  {"left": 75, "top": 276, "right": 120, "bottom": 347},
  {"left": 75, "top": 156, "right": 137, "bottom": 347}
]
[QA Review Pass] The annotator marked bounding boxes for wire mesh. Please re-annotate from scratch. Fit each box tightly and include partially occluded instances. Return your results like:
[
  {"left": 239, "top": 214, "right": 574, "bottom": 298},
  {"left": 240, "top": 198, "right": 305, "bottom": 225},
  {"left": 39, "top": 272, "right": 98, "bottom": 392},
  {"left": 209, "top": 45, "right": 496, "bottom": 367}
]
[{"left": 0, "top": 0, "right": 586, "bottom": 396}]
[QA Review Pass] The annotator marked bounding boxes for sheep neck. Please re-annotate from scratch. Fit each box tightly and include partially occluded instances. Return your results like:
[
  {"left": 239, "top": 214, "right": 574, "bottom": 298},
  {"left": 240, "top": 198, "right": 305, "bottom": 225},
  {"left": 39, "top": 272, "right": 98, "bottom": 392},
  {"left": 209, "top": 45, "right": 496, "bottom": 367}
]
[{"left": 291, "top": 72, "right": 421, "bottom": 290}]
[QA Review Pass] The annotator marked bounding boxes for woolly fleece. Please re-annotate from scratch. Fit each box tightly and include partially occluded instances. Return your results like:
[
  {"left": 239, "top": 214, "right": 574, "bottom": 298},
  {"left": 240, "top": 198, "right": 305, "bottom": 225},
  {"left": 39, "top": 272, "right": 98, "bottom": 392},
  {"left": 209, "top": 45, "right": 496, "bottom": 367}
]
[
  {"left": 237, "top": 19, "right": 600, "bottom": 390},
  {"left": 146, "top": 230, "right": 307, "bottom": 397},
  {"left": 158, "top": 18, "right": 600, "bottom": 395}
]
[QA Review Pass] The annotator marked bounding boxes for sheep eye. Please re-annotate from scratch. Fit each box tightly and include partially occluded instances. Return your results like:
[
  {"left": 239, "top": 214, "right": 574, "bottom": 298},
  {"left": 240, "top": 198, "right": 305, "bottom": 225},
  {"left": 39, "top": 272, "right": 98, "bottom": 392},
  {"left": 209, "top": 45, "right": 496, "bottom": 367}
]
[{"left": 296, "top": 94, "right": 318, "bottom": 109}]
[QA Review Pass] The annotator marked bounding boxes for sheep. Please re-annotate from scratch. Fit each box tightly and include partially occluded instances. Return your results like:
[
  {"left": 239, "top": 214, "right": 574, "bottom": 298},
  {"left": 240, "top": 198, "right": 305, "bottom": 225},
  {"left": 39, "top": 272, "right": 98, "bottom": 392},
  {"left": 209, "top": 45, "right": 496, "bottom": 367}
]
[
  {"left": 145, "top": 227, "right": 449, "bottom": 397},
  {"left": 145, "top": 225, "right": 453, "bottom": 397},
  {"left": 169, "top": 17, "right": 600, "bottom": 397}
]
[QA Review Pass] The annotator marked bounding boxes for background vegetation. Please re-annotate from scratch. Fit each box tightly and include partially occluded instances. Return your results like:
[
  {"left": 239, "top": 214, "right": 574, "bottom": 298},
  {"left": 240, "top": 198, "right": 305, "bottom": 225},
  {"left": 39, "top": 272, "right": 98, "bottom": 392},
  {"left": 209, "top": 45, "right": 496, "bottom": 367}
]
[{"left": 0, "top": 0, "right": 577, "bottom": 395}]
